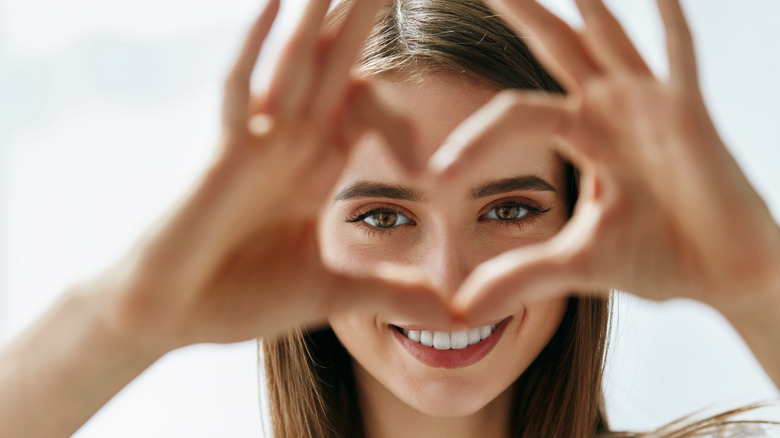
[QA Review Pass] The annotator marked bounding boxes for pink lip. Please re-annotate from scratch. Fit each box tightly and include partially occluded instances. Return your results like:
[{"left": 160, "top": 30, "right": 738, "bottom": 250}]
[{"left": 391, "top": 317, "right": 512, "bottom": 369}]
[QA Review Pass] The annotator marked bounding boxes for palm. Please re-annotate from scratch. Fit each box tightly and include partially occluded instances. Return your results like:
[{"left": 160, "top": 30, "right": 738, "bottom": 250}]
[{"left": 196, "top": 219, "right": 330, "bottom": 343}]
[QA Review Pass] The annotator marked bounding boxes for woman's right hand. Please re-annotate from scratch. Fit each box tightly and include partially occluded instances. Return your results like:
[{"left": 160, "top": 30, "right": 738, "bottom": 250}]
[{"left": 89, "top": 0, "right": 451, "bottom": 354}]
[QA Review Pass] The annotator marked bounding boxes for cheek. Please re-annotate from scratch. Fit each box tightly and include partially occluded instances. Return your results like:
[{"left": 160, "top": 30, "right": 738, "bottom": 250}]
[
  {"left": 318, "top": 210, "right": 418, "bottom": 275},
  {"left": 318, "top": 213, "right": 364, "bottom": 273},
  {"left": 506, "top": 297, "right": 569, "bottom": 373},
  {"left": 329, "top": 314, "right": 378, "bottom": 357}
]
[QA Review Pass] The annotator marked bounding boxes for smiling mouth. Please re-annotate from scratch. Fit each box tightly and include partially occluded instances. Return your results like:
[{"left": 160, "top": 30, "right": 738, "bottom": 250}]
[
  {"left": 389, "top": 317, "right": 512, "bottom": 369},
  {"left": 392, "top": 323, "right": 501, "bottom": 350}
]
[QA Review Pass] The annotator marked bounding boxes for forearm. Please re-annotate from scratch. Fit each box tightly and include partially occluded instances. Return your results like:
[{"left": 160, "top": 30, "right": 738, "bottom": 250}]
[{"left": 0, "top": 285, "right": 162, "bottom": 438}]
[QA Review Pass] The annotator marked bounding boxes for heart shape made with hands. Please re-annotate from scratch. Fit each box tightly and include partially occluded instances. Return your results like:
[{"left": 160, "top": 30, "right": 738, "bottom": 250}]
[{"left": 196, "top": 0, "right": 780, "bottom": 346}]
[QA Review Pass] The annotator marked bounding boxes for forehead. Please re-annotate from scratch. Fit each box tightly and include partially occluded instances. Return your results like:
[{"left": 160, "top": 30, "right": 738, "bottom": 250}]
[
  {"left": 377, "top": 74, "right": 497, "bottom": 157},
  {"left": 342, "top": 74, "right": 563, "bottom": 193}
]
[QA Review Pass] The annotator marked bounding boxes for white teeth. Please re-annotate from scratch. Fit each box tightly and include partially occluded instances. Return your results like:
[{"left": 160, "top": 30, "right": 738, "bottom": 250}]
[
  {"left": 450, "top": 331, "right": 469, "bottom": 349},
  {"left": 420, "top": 330, "right": 434, "bottom": 347},
  {"left": 433, "top": 332, "right": 451, "bottom": 349},
  {"left": 479, "top": 325, "right": 492, "bottom": 340},
  {"left": 467, "top": 328, "right": 482, "bottom": 345},
  {"left": 400, "top": 323, "right": 499, "bottom": 350}
]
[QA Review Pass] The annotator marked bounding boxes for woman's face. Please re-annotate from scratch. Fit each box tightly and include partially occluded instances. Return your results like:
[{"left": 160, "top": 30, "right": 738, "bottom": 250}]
[{"left": 319, "top": 74, "right": 569, "bottom": 418}]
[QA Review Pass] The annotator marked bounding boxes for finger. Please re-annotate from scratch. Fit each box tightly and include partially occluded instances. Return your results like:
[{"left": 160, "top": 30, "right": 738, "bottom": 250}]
[
  {"left": 327, "top": 266, "right": 456, "bottom": 330},
  {"left": 222, "top": 0, "right": 280, "bottom": 132},
  {"left": 310, "top": 0, "right": 385, "bottom": 119},
  {"left": 574, "top": 0, "right": 652, "bottom": 75},
  {"left": 264, "top": 0, "right": 333, "bottom": 117},
  {"left": 452, "top": 242, "right": 586, "bottom": 326},
  {"left": 657, "top": 0, "right": 698, "bottom": 86},
  {"left": 339, "top": 80, "right": 423, "bottom": 173},
  {"left": 429, "top": 90, "right": 571, "bottom": 178},
  {"left": 486, "top": 0, "right": 601, "bottom": 90}
]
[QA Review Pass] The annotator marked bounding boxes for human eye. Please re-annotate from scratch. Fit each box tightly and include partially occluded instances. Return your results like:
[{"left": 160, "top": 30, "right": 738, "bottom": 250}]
[
  {"left": 484, "top": 203, "right": 530, "bottom": 221},
  {"left": 480, "top": 200, "right": 550, "bottom": 226},
  {"left": 346, "top": 207, "right": 414, "bottom": 232}
]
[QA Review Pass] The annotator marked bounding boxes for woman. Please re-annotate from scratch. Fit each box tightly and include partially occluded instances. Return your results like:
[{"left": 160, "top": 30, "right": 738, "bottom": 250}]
[{"left": 0, "top": 0, "right": 777, "bottom": 437}]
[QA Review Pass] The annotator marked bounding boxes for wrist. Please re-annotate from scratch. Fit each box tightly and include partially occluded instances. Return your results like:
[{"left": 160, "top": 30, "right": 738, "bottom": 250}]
[
  {"left": 716, "top": 234, "right": 780, "bottom": 334},
  {"left": 715, "top": 263, "right": 780, "bottom": 390},
  {"left": 70, "top": 274, "right": 171, "bottom": 364},
  {"left": 713, "top": 221, "right": 780, "bottom": 324},
  {"left": 720, "top": 289, "right": 780, "bottom": 337}
]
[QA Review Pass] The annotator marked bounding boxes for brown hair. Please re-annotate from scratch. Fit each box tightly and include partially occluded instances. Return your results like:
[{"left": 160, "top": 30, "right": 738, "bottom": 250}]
[{"left": 262, "top": 1, "right": 772, "bottom": 437}]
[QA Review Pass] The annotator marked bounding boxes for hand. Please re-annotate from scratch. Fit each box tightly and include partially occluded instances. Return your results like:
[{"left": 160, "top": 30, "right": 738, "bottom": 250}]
[
  {"left": 432, "top": 0, "right": 780, "bottom": 324},
  {"left": 91, "top": 0, "right": 450, "bottom": 353}
]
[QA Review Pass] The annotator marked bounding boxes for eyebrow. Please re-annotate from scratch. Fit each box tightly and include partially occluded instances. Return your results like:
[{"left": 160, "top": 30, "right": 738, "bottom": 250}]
[
  {"left": 335, "top": 181, "right": 422, "bottom": 202},
  {"left": 335, "top": 176, "right": 557, "bottom": 202},
  {"left": 470, "top": 176, "right": 557, "bottom": 199}
]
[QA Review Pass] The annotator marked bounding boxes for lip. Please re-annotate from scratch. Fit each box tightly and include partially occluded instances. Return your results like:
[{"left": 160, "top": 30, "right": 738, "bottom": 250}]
[{"left": 390, "top": 316, "right": 513, "bottom": 369}]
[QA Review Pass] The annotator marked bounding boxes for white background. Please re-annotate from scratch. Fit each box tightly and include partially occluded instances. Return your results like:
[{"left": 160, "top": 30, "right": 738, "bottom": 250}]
[{"left": 1, "top": 0, "right": 779, "bottom": 436}]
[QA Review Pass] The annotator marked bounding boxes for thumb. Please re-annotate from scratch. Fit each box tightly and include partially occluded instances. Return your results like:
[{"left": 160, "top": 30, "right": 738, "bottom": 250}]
[{"left": 453, "top": 242, "right": 581, "bottom": 326}]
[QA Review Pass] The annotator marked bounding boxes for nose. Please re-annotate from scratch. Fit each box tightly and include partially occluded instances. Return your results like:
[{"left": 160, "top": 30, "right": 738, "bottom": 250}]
[{"left": 416, "top": 226, "right": 475, "bottom": 299}]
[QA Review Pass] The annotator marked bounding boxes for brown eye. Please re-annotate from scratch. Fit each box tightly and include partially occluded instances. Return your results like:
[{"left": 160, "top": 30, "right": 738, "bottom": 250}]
[
  {"left": 363, "top": 210, "right": 410, "bottom": 229},
  {"left": 485, "top": 203, "right": 529, "bottom": 221}
]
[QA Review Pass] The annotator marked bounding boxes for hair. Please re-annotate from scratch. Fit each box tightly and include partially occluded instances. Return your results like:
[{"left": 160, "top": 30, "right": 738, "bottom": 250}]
[{"left": 262, "top": 1, "right": 774, "bottom": 437}]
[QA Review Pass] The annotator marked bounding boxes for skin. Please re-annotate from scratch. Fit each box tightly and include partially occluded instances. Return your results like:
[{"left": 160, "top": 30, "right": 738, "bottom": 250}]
[
  {"left": 441, "top": 0, "right": 780, "bottom": 323},
  {"left": 1, "top": 0, "right": 780, "bottom": 437},
  {"left": 0, "top": 1, "right": 453, "bottom": 436},
  {"left": 320, "top": 75, "right": 568, "bottom": 437}
]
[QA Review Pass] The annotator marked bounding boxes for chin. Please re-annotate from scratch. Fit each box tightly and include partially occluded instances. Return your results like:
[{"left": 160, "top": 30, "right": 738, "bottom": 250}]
[
  {"left": 351, "top": 353, "right": 519, "bottom": 422},
  {"left": 397, "top": 377, "right": 510, "bottom": 418}
]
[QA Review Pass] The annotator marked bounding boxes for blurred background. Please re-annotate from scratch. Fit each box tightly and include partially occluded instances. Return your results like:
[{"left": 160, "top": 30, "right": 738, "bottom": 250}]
[{"left": 1, "top": 0, "right": 779, "bottom": 436}]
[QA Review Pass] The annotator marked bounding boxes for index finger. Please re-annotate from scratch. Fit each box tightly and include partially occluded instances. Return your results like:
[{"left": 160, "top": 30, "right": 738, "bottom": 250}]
[
  {"left": 429, "top": 90, "right": 571, "bottom": 179},
  {"left": 310, "top": 0, "right": 388, "bottom": 119},
  {"left": 486, "top": 0, "right": 602, "bottom": 91}
]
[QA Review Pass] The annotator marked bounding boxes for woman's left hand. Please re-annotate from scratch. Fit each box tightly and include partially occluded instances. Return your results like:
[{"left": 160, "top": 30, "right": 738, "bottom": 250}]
[{"left": 431, "top": 0, "right": 780, "bottom": 325}]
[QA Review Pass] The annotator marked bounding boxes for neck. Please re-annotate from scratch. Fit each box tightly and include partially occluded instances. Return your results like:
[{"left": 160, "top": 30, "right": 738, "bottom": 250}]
[{"left": 354, "top": 363, "right": 515, "bottom": 438}]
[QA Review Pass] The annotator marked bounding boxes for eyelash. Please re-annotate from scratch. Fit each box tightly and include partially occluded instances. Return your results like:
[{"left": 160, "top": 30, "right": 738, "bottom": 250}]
[
  {"left": 479, "top": 200, "right": 551, "bottom": 231},
  {"left": 345, "top": 207, "right": 415, "bottom": 237},
  {"left": 345, "top": 200, "right": 551, "bottom": 237}
]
